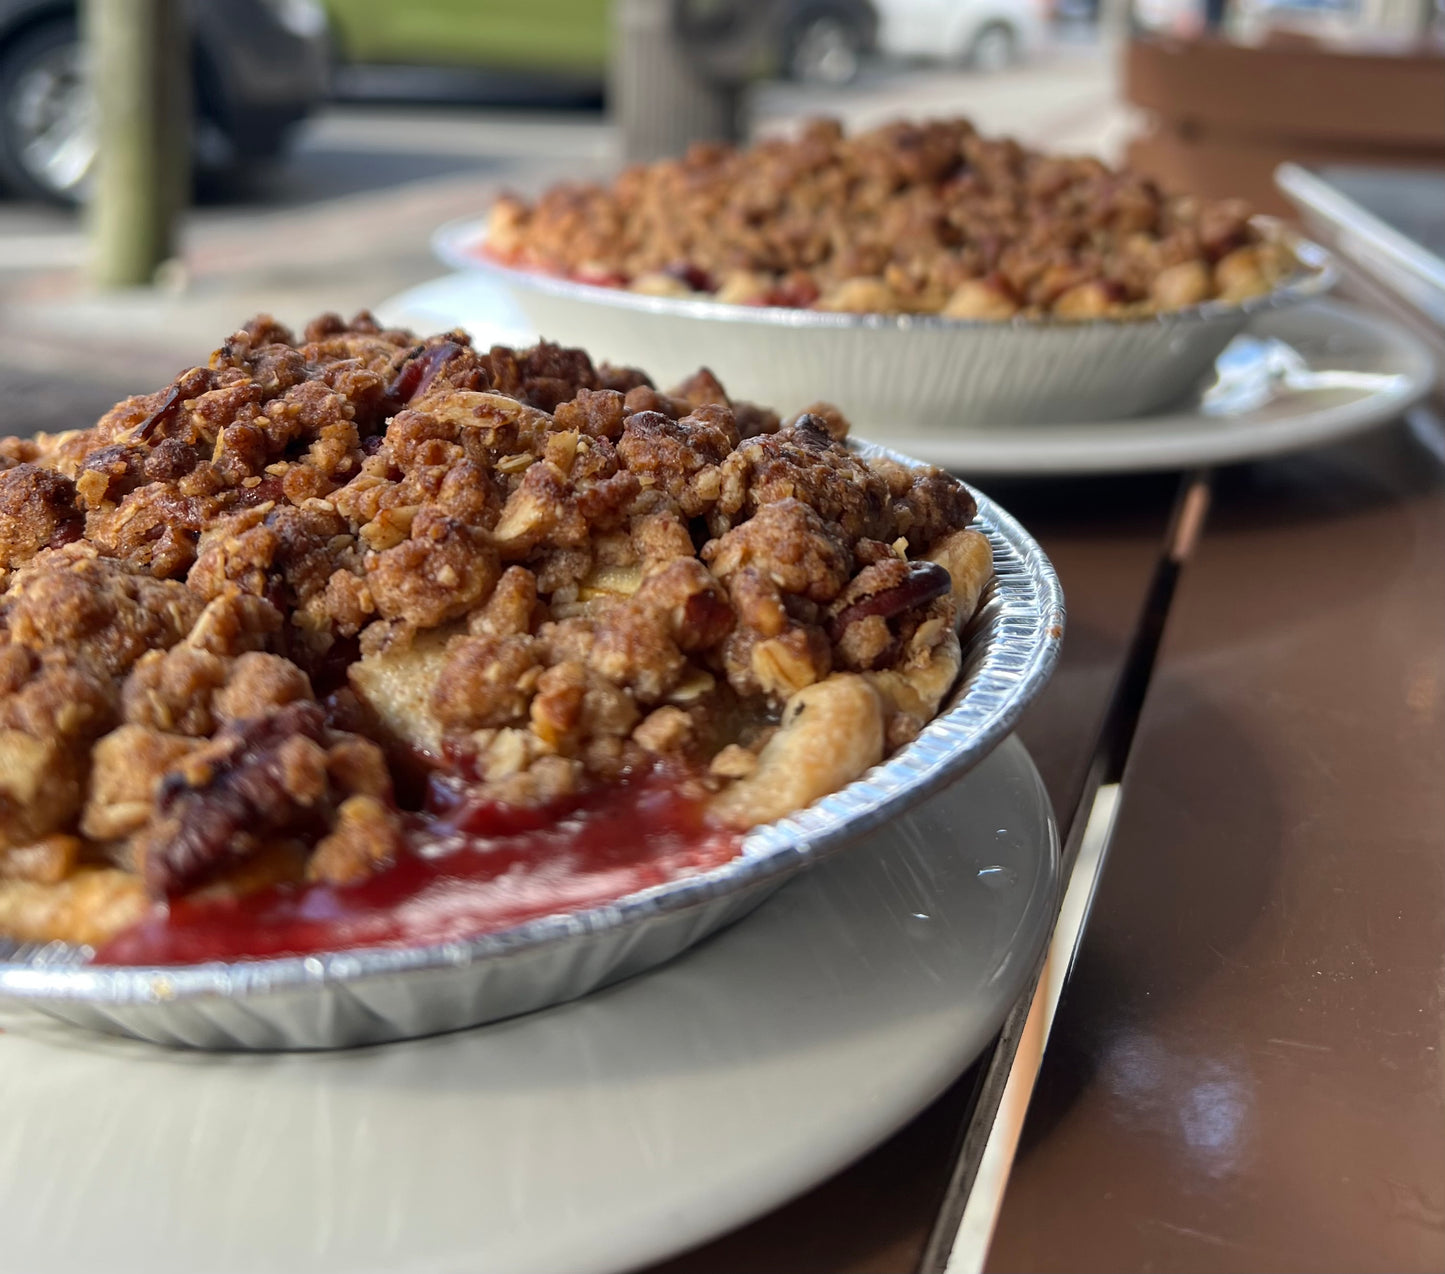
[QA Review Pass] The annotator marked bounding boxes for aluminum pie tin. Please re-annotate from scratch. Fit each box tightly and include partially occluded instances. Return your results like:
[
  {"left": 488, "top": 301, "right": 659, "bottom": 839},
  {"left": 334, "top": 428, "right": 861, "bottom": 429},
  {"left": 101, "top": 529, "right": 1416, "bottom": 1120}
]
[
  {"left": 0, "top": 448, "right": 1064, "bottom": 1051},
  {"left": 434, "top": 216, "right": 1336, "bottom": 430}
]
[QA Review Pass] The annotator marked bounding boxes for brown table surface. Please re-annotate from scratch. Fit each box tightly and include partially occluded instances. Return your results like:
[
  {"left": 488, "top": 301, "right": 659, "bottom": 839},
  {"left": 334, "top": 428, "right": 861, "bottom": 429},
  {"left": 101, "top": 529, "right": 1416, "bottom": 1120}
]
[
  {"left": 988, "top": 412, "right": 1445, "bottom": 1274},
  {"left": 648, "top": 298, "right": 1445, "bottom": 1272}
]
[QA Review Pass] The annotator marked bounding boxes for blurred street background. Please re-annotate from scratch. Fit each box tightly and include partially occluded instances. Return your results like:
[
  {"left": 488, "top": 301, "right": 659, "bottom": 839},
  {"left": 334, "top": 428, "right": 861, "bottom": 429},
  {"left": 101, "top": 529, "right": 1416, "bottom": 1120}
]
[
  {"left": 5, "top": 0, "right": 1435, "bottom": 436},
  {"left": 0, "top": 0, "right": 1122, "bottom": 435}
]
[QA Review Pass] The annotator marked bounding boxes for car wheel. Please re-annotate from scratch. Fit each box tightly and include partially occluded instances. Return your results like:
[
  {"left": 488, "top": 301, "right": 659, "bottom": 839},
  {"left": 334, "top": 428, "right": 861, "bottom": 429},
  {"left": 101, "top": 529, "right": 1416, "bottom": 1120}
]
[
  {"left": 785, "top": 13, "right": 865, "bottom": 86},
  {"left": 967, "top": 22, "right": 1018, "bottom": 73},
  {"left": 0, "top": 19, "right": 94, "bottom": 204}
]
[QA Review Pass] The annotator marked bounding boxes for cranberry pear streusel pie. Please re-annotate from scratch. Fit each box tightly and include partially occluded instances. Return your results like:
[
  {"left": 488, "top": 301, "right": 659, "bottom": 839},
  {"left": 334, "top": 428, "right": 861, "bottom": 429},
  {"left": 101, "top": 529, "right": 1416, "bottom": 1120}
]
[{"left": 0, "top": 313, "right": 991, "bottom": 962}]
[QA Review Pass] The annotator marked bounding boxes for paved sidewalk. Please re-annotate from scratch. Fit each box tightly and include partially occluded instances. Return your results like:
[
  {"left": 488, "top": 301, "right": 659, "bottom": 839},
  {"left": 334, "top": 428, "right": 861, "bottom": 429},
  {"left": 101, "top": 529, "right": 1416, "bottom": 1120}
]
[
  {"left": 0, "top": 160, "right": 601, "bottom": 409},
  {"left": 0, "top": 109, "right": 619, "bottom": 421}
]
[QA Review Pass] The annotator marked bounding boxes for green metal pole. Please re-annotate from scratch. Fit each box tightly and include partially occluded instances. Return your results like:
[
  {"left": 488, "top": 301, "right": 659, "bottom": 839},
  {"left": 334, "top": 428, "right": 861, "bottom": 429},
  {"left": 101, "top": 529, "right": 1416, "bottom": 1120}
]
[
  {"left": 85, "top": 0, "right": 189, "bottom": 289},
  {"left": 612, "top": 0, "right": 741, "bottom": 164}
]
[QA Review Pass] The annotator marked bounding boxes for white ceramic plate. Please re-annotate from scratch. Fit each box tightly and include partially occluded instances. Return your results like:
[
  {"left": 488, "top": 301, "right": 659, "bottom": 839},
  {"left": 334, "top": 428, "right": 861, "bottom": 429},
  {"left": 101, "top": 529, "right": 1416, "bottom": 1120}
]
[
  {"left": 878, "top": 299, "right": 1436, "bottom": 475},
  {"left": 0, "top": 736, "right": 1057, "bottom": 1274},
  {"left": 377, "top": 283, "right": 1432, "bottom": 476}
]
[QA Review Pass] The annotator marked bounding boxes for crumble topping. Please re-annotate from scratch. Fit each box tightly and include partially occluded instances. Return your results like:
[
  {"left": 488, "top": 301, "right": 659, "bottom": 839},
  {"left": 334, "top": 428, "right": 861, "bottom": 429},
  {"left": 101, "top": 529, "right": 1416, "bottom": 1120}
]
[{"left": 485, "top": 116, "right": 1296, "bottom": 319}]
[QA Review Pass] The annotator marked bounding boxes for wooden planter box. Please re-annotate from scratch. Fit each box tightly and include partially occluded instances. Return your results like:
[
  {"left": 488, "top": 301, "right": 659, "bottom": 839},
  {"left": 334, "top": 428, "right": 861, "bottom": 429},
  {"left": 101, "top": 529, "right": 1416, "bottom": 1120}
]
[{"left": 1123, "top": 36, "right": 1445, "bottom": 216}]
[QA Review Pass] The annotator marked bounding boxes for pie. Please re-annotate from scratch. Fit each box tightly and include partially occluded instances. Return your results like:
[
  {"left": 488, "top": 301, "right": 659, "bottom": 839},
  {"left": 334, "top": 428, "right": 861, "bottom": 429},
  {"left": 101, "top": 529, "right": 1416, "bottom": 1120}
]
[
  {"left": 0, "top": 313, "right": 992, "bottom": 961},
  {"left": 483, "top": 116, "right": 1297, "bottom": 319}
]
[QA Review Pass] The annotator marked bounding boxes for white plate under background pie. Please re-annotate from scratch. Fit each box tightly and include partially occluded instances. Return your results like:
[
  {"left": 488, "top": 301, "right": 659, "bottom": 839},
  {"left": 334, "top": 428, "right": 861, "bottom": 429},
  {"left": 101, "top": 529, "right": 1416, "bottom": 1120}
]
[
  {"left": 0, "top": 736, "right": 1057, "bottom": 1274},
  {"left": 377, "top": 284, "right": 1434, "bottom": 476}
]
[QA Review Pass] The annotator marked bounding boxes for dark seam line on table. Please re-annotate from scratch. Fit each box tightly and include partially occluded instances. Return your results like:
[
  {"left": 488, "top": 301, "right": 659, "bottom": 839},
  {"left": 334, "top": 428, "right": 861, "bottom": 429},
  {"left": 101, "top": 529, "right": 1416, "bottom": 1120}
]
[
  {"left": 1097, "top": 469, "right": 1213, "bottom": 785},
  {"left": 1406, "top": 404, "right": 1445, "bottom": 468},
  {"left": 915, "top": 467, "right": 1215, "bottom": 1274}
]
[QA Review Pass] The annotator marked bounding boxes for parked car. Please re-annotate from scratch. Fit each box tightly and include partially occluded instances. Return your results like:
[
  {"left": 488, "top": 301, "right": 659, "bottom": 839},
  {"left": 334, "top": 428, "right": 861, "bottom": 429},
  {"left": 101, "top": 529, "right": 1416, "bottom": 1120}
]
[
  {"left": 672, "top": 0, "right": 879, "bottom": 85},
  {"left": 322, "top": 0, "right": 878, "bottom": 89},
  {"left": 0, "top": 0, "right": 330, "bottom": 203},
  {"left": 873, "top": 0, "right": 1046, "bottom": 70}
]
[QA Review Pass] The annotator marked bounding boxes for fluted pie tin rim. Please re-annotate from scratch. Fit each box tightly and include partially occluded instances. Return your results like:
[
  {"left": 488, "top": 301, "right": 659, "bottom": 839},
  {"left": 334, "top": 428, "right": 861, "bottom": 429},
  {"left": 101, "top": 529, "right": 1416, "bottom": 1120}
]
[
  {"left": 433, "top": 216, "right": 1336, "bottom": 333},
  {"left": 0, "top": 445, "right": 1064, "bottom": 1048}
]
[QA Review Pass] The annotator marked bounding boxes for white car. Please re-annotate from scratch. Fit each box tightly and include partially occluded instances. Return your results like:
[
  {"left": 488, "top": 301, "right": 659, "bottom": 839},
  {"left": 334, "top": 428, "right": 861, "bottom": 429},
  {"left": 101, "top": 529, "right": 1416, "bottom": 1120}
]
[{"left": 873, "top": 0, "right": 1049, "bottom": 71}]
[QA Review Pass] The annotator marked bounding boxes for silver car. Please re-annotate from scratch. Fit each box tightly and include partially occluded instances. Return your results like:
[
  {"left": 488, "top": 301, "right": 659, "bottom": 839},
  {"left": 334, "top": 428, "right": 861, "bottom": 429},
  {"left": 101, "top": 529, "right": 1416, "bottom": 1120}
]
[{"left": 0, "top": 0, "right": 330, "bottom": 202}]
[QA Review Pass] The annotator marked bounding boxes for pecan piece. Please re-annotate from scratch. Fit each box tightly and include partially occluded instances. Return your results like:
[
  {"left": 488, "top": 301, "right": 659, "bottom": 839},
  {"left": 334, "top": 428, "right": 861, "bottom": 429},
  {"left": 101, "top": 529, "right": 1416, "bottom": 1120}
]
[
  {"left": 828, "top": 560, "right": 953, "bottom": 642},
  {"left": 141, "top": 701, "right": 331, "bottom": 897}
]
